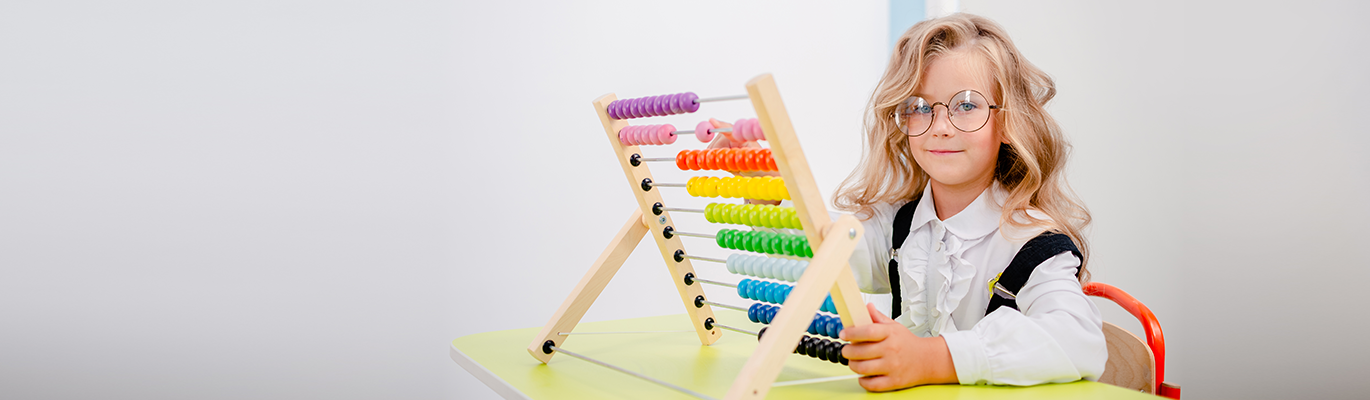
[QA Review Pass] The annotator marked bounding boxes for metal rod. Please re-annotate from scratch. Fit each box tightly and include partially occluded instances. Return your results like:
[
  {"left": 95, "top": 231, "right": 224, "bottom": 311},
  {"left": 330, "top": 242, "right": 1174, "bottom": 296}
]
[
  {"left": 557, "top": 330, "right": 694, "bottom": 335},
  {"left": 674, "top": 127, "right": 733, "bottom": 135},
  {"left": 672, "top": 230, "right": 716, "bottom": 239},
  {"left": 661, "top": 207, "right": 704, "bottom": 213},
  {"left": 771, "top": 375, "right": 862, "bottom": 387},
  {"left": 695, "top": 94, "right": 750, "bottom": 103},
  {"left": 549, "top": 345, "right": 716, "bottom": 400},
  {"left": 700, "top": 300, "right": 747, "bottom": 312},
  {"left": 714, "top": 323, "right": 759, "bottom": 336},
  {"left": 683, "top": 254, "right": 726, "bottom": 264},
  {"left": 648, "top": 182, "right": 687, "bottom": 188},
  {"left": 693, "top": 277, "right": 737, "bottom": 288},
  {"left": 639, "top": 157, "right": 676, "bottom": 162}
]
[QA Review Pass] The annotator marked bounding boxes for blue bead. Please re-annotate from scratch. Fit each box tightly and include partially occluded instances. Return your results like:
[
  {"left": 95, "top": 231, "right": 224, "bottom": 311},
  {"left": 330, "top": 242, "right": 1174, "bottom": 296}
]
[
  {"left": 737, "top": 279, "right": 750, "bottom": 299},
  {"left": 765, "top": 306, "right": 777, "bottom": 324},
  {"left": 822, "top": 296, "right": 835, "bottom": 313},
  {"left": 748, "top": 303, "right": 761, "bottom": 323},
  {"left": 751, "top": 281, "right": 763, "bottom": 301},
  {"left": 834, "top": 319, "right": 844, "bottom": 336},
  {"left": 760, "top": 282, "right": 773, "bottom": 303},
  {"left": 780, "top": 285, "right": 791, "bottom": 302},
  {"left": 824, "top": 317, "right": 837, "bottom": 338},
  {"left": 808, "top": 317, "right": 818, "bottom": 334}
]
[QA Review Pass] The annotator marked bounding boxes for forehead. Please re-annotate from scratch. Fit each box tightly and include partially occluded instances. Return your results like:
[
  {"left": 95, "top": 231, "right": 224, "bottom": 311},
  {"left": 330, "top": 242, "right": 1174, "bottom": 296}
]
[{"left": 915, "top": 49, "right": 996, "bottom": 100}]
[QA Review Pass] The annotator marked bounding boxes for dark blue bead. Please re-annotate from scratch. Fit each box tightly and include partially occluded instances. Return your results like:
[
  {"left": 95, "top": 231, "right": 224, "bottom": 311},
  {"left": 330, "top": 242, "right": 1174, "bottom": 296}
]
[
  {"left": 748, "top": 303, "right": 761, "bottom": 323},
  {"left": 808, "top": 317, "right": 818, "bottom": 334}
]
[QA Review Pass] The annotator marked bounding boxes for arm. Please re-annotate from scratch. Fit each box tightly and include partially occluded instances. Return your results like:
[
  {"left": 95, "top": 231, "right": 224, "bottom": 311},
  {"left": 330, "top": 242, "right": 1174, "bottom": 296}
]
[{"left": 940, "top": 252, "right": 1107, "bottom": 386}]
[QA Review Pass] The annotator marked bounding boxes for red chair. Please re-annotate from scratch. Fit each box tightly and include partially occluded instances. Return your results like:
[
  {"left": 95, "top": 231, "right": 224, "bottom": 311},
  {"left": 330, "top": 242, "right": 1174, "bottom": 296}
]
[{"left": 1083, "top": 282, "right": 1181, "bottom": 398}]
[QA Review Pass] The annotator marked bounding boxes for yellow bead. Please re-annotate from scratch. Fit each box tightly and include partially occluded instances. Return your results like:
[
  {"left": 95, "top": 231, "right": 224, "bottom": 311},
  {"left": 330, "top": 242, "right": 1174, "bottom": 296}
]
[{"left": 705, "top": 177, "right": 721, "bottom": 198}]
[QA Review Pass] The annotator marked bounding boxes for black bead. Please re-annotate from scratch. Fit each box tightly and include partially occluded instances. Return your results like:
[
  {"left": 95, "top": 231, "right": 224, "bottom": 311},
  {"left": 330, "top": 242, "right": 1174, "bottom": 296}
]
[
  {"left": 673, "top": 249, "right": 685, "bottom": 262},
  {"left": 757, "top": 327, "right": 768, "bottom": 341},
  {"left": 816, "top": 339, "right": 830, "bottom": 362},
  {"left": 640, "top": 178, "right": 653, "bottom": 191},
  {"left": 652, "top": 202, "right": 664, "bottom": 215},
  {"left": 629, "top": 153, "right": 642, "bottom": 167},
  {"left": 662, "top": 226, "right": 674, "bottom": 239},
  {"left": 836, "top": 343, "right": 848, "bottom": 365},
  {"left": 824, "top": 341, "right": 839, "bottom": 363},
  {"left": 805, "top": 338, "right": 819, "bottom": 358},
  {"left": 796, "top": 336, "right": 809, "bottom": 354}
]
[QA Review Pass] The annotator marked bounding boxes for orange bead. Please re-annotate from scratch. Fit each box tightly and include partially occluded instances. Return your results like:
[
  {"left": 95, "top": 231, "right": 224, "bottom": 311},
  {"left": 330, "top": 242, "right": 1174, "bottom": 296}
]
[
  {"left": 676, "top": 150, "right": 689, "bottom": 170},
  {"left": 702, "top": 150, "right": 716, "bottom": 170},
  {"left": 765, "top": 151, "right": 778, "bottom": 171},
  {"left": 743, "top": 149, "right": 759, "bottom": 171}
]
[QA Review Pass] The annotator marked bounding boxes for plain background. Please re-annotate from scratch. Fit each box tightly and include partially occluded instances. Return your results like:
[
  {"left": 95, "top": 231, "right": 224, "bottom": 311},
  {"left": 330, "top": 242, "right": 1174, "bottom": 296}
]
[{"left": 1, "top": 1, "right": 1367, "bottom": 399}]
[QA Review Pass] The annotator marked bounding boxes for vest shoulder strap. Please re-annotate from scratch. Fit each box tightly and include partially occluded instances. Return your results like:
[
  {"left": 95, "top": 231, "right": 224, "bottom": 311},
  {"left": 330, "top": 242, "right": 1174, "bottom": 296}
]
[
  {"left": 887, "top": 197, "right": 920, "bottom": 319},
  {"left": 985, "top": 232, "right": 1082, "bottom": 314}
]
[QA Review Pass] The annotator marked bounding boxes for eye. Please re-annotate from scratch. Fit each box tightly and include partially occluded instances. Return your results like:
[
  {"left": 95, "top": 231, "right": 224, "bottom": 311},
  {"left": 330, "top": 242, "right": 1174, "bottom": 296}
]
[
  {"left": 913, "top": 104, "right": 934, "bottom": 115},
  {"left": 954, "top": 102, "right": 977, "bottom": 113}
]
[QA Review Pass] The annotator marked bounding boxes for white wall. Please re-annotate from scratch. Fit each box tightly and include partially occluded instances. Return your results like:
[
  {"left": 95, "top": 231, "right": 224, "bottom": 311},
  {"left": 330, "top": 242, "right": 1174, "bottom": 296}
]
[
  {"left": 3, "top": 1, "right": 1367, "bottom": 399},
  {"left": 0, "top": 1, "right": 888, "bottom": 399},
  {"left": 962, "top": 1, "right": 1370, "bottom": 399}
]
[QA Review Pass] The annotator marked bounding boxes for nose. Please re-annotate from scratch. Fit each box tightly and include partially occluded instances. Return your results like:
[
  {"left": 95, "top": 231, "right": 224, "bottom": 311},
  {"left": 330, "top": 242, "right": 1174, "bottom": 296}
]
[{"left": 927, "top": 105, "right": 956, "bottom": 137}]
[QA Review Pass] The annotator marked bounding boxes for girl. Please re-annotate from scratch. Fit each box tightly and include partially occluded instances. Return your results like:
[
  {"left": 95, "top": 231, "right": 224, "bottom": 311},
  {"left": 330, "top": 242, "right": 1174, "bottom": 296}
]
[{"left": 830, "top": 13, "right": 1105, "bottom": 391}]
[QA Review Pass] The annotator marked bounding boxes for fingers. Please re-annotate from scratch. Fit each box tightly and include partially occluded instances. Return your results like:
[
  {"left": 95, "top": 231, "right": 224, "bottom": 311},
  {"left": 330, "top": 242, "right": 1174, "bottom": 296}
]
[
  {"left": 839, "top": 322, "right": 890, "bottom": 343},
  {"left": 858, "top": 374, "right": 901, "bottom": 392},
  {"left": 868, "top": 302, "right": 895, "bottom": 324},
  {"left": 847, "top": 357, "right": 889, "bottom": 376},
  {"left": 841, "top": 341, "right": 884, "bottom": 361}
]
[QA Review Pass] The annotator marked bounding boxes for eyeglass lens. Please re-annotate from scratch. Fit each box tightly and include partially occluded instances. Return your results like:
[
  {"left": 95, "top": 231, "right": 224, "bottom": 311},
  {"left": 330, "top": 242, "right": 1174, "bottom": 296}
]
[{"left": 897, "top": 90, "right": 993, "bottom": 135}]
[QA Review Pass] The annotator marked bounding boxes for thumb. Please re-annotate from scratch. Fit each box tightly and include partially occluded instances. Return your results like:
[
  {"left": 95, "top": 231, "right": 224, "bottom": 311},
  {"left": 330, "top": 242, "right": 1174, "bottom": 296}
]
[{"left": 867, "top": 302, "right": 895, "bottom": 324}]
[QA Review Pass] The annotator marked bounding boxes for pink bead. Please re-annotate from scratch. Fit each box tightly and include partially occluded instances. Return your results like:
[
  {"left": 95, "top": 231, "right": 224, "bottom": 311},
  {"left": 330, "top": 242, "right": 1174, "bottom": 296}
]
[
  {"left": 637, "top": 126, "right": 651, "bottom": 145},
  {"left": 695, "top": 121, "right": 714, "bottom": 143},
  {"left": 731, "top": 119, "right": 748, "bottom": 141},
  {"left": 659, "top": 124, "right": 677, "bottom": 145}
]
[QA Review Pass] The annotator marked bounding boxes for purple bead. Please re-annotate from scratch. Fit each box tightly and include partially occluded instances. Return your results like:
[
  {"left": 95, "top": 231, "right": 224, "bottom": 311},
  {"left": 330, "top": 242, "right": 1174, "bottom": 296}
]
[
  {"left": 628, "top": 98, "right": 640, "bottom": 118},
  {"left": 650, "top": 95, "right": 664, "bottom": 116},
  {"left": 667, "top": 93, "right": 684, "bottom": 114},
  {"left": 610, "top": 102, "right": 622, "bottom": 119},
  {"left": 656, "top": 95, "right": 669, "bottom": 116},
  {"left": 682, "top": 92, "right": 700, "bottom": 113}
]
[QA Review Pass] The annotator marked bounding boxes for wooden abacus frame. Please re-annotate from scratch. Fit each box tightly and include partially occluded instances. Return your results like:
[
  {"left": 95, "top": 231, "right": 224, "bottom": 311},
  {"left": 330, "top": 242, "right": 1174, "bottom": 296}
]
[{"left": 526, "top": 73, "right": 870, "bottom": 400}]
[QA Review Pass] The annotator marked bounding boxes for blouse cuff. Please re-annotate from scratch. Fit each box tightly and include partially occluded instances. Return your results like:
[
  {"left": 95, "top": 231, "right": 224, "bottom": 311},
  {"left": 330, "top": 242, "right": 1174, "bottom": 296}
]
[{"left": 941, "top": 330, "right": 990, "bottom": 385}]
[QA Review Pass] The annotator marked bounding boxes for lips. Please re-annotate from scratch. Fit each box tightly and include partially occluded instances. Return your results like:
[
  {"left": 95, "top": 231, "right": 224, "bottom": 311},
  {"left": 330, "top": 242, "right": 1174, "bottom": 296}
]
[{"left": 927, "top": 150, "right": 963, "bottom": 155}]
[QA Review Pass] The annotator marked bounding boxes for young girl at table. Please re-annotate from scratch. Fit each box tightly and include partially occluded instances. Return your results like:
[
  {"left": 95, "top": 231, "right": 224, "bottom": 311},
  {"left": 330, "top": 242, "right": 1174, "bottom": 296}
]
[{"left": 831, "top": 13, "right": 1105, "bottom": 391}]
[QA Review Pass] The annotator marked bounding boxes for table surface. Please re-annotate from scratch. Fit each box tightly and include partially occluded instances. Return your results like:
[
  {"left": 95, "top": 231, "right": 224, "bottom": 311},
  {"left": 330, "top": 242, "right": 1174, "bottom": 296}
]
[{"left": 452, "top": 309, "right": 1158, "bottom": 400}]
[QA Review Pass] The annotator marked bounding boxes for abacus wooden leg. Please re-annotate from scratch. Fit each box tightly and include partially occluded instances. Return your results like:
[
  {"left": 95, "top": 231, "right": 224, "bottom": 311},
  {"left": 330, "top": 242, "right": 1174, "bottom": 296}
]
[
  {"left": 527, "top": 209, "right": 649, "bottom": 363},
  {"left": 724, "top": 215, "right": 864, "bottom": 400}
]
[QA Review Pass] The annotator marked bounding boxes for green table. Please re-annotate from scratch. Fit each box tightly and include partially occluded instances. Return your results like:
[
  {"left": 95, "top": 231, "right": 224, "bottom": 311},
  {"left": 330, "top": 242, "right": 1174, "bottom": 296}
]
[{"left": 452, "top": 309, "right": 1156, "bottom": 399}]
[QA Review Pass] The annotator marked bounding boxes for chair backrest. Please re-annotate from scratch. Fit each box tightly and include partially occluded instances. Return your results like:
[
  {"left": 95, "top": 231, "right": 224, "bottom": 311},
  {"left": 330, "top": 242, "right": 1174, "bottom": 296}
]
[
  {"left": 1084, "top": 282, "right": 1181, "bottom": 399},
  {"left": 1099, "top": 321, "right": 1155, "bottom": 394}
]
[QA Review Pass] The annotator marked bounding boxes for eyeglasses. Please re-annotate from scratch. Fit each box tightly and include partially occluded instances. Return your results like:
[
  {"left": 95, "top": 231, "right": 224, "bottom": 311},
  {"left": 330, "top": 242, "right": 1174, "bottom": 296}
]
[{"left": 895, "top": 89, "right": 1002, "bottom": 137}]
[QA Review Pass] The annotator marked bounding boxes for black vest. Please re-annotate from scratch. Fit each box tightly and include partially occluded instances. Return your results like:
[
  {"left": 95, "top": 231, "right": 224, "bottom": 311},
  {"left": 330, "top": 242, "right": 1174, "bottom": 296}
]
[{"left": 887, "top": 196, "right": 1082, "bottom": 319}]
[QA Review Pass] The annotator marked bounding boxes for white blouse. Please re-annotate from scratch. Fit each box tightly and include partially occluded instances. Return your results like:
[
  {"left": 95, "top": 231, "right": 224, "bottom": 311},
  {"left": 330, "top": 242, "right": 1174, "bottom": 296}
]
[{"left": 845, "top": 183, "right": 1107, "bottom": 386}]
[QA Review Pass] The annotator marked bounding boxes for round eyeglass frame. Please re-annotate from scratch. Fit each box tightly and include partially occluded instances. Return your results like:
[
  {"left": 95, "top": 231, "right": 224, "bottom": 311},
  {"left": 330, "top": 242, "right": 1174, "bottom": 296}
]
[{"left": 895, "top": 89, "right": 1003, "bottom": 137}]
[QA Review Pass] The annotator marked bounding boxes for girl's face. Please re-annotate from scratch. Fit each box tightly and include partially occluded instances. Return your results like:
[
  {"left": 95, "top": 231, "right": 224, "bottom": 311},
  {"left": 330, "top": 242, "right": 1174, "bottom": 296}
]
[{"left": 908, "top": 50, "right": 1004, "bottom": 191}]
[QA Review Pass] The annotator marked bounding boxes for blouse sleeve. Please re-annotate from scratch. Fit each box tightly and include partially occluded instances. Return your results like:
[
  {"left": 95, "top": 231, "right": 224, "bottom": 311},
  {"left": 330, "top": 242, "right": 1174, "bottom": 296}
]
[
  {"left": 939, "top": 252, "right": 1107, "bottom": 386},
  {"left": 835, "top": 202, "right": 900, "bottom": 294}
]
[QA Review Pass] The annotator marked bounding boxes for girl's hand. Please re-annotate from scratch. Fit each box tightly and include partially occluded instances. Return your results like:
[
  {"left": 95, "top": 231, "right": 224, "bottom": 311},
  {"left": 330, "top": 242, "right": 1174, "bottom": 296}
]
[
  {"left": 704, "top": 118, "right": 781, "bottom": 205},
  {"left": 840, "top": 303, "right": 959, "bottom": 391}
]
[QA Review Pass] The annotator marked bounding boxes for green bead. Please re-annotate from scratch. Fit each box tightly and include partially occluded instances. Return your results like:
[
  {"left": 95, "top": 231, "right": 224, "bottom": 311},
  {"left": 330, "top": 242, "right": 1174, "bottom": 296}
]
[
  {"left": 729, "top": 206, "right": 742, "bottom": 224},
  {"left": 767, "top": 209, "right": 782, "bottom": 228},
  {"left": 704, "top": 203, "right": 717, "bottom": 223},
  {"left": 788, "top": 213, "right": 802, "bottom": 229}
]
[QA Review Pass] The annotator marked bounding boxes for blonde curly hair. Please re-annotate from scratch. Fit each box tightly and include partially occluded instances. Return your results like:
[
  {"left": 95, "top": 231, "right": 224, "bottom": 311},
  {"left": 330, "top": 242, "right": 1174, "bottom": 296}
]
[{"left": 833, "top": 13, "right": 1092, "bottom": 279}]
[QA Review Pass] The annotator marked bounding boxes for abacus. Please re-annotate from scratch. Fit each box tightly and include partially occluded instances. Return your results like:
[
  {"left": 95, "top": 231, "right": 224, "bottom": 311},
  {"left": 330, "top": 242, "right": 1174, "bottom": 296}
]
[{"left": 528, "top": 74, "right": 869, "bottom": 400}]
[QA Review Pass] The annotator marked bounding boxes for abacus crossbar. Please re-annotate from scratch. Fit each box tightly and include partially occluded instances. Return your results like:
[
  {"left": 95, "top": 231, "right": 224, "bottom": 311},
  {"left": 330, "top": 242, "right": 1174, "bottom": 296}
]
[{"left": 548, "top": 344, "right": 716, "bottom": 400}]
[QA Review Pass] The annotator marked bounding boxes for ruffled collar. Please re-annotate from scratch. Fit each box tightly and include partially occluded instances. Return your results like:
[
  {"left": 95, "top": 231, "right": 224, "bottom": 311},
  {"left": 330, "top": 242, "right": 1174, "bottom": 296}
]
[{"left": 895, "top": 182, "right": 1005, "bottom": 336}]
